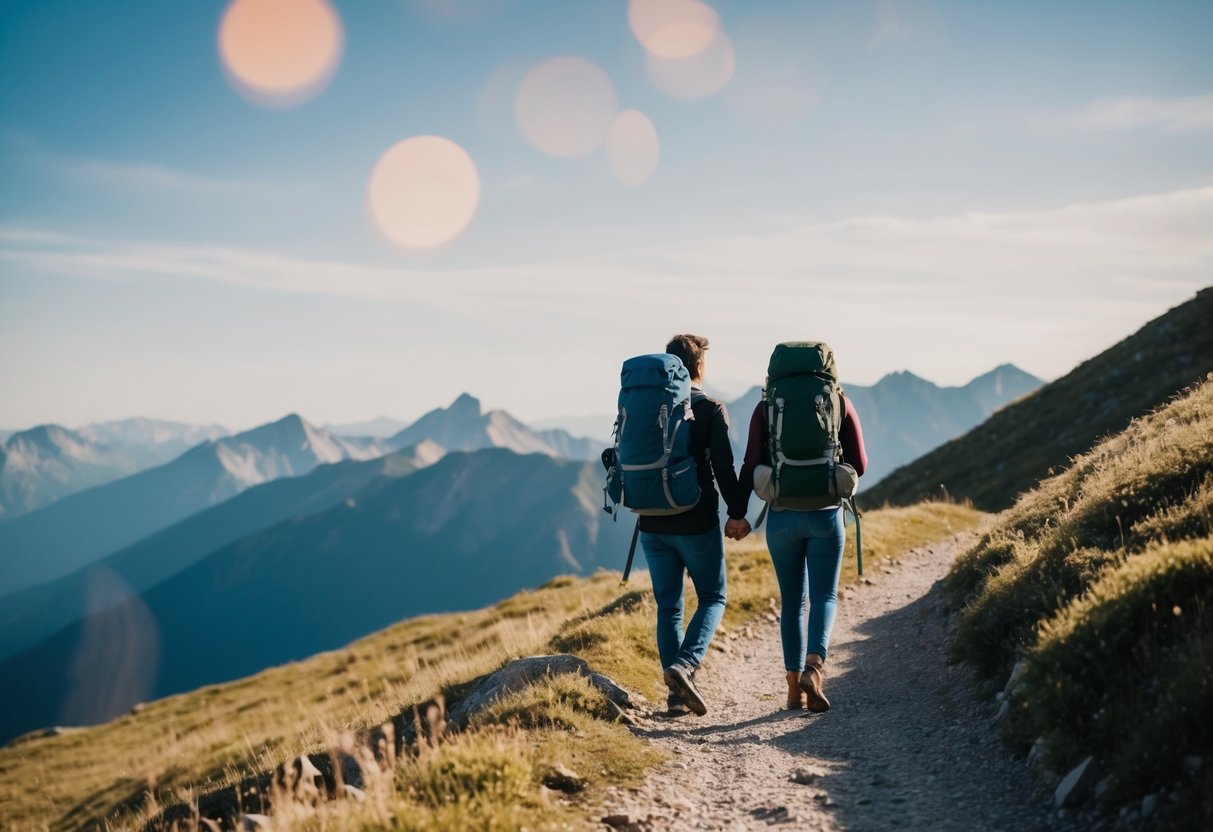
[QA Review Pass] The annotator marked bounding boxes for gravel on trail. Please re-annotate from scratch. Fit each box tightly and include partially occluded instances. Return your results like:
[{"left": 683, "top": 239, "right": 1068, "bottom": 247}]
[{"left": 596, "top": 532, "right": 1086, "bottom": 832}]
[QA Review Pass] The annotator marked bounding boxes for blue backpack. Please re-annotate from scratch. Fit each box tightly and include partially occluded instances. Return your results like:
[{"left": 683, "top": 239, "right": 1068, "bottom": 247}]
[{"left": 604, "top": 354, "right": 702, "bottom": 516}]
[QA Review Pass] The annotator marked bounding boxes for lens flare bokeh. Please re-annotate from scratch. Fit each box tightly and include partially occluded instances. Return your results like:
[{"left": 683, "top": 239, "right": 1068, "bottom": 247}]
[
  {"left": 628, "top": 0, "right": 720, "bottom": 59},
  {"left": 367, "top": 136, "right": 481, "bottom": 251},
  {"left": 515, "top": 56, "right": 618, "bottom": 158},
  {"left": 608, "top": 110, "right": 660, "bottom": 188},
  {"left": 645, "top": 29, "right": 735, "bottom": 100},
  {"left": 218, "top": 0, "right": 344, "bottom": 107}
]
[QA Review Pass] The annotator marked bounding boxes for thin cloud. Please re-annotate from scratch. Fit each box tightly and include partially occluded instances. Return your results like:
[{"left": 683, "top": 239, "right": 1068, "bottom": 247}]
[
  {"left": 1, "top": 129, "right": 281, "bottom": 196},
  {"left": 1065, "top": 94, "right": 1213, "bottom": 132},
  {"left": 2, "top": 185, "right": 1210, "bottom": 316}
]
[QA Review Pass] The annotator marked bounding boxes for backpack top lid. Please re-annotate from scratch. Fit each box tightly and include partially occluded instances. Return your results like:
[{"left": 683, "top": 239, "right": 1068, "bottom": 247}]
[
  {"left": 620, "top": 353, "right": 692, "bottom": 399},
  {"left": 767, "top": 341, "right": 837, "bottom": 382}
]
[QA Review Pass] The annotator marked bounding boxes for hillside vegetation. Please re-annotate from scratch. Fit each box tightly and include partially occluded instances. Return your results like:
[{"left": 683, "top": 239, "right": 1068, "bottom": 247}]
[
  {"left": 0, "top": 503, "right": 981, "bottom": 831},
  {"left": 945, "top": 377, "right": 1213, "bottom": 827},
  {"left": 867, "top": 288, "right": 1213, "bottom": 510}
]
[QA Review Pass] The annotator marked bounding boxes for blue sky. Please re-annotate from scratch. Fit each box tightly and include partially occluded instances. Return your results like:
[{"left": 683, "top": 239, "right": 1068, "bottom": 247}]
[{"left": 1, "top": 0, "right": 1211, "bottom": 430}]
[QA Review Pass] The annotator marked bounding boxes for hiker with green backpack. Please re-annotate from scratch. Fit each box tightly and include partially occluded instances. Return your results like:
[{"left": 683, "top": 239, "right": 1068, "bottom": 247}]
[
  {"left": 603, "top": 334, "right": 748, "bottom": 716},
  {"left": 733, "top": 342, "right": 868, "bottom": 713}
]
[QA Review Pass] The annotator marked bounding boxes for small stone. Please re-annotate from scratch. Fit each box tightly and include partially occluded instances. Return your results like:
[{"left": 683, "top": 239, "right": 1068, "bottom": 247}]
[
  {"left": 1093, "top": 774, "right": 1114, "bottom": 802},
  {"left": 1140, "top": 793, "right": 1159, "bottom": 819},
  {"left": 602, "top": 814, "right": 636, "bottom": 828},
  {"left": 790, "top": 767, "right": 822, "bottom": 785},
  {"left": 995, "top": 691, "right": 1006, "bottom": 702},
  {"left": 543, "top": 763, "right": 584, "bottom": 794},
  {"left": 712, "top": 640, "right": 731, "bottom": 653},
  {"left": 1054, "top": 755, "right": 1099, "bottom": 808},
  {"left": 765, "top": 612, "right": 778, "bottom": 623},
  {"left": 1004, "top": 659, "right": 1026, "bottom": 694},
  {"left": 990, "top": 700, "right": 1009, "bottom": 724}
]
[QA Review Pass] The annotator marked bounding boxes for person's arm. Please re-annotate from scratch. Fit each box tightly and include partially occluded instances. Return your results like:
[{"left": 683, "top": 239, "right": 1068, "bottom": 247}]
[
  {"left": 707, "top": 403, "right": 746, "bottom": 520},
  {"left": 736, "top": 401, "right": 765, "bottom": 504},
  {"left": 840, "top": 395, "right": 868, "bottom": 476}
]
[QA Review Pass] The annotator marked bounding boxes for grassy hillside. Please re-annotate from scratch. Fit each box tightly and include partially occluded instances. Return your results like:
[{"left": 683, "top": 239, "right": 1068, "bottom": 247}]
[
  {"left": 866, "top": 288, "right": 1213, "bottom": 510},
  {"left": 945, "top": 377, "right": 1213, "bottom": 826},
  {"left": 0, "top": 503, "right": 981, "bottom": 831}
]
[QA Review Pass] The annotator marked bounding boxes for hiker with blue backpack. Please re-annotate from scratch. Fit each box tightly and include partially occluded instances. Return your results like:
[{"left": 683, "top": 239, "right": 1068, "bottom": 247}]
[
  {"left": 735, "top": 342, "right": 868, "bottom": 712},
  {"left": 603, "top": 334, "right": 749, "bottom": 716}
]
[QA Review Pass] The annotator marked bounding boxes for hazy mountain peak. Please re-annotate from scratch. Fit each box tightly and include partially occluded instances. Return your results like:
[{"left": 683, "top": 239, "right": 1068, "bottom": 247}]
[
  {"left": 449, "top": 393, "right": 481, "bottom": 415},
  {"left": 6, "top": 424, "right": 82, "bottom": 453}
]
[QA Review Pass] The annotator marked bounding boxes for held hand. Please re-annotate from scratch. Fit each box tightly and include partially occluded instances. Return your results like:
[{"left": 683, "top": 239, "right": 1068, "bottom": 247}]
[{"left": 724, "top": 518, "right": 752, "bottom": 540}]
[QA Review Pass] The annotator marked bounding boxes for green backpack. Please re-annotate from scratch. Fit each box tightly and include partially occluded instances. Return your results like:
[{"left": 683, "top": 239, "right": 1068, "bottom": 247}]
[{"left": 762, "top": 341, "right": 856, "bottom": 510}]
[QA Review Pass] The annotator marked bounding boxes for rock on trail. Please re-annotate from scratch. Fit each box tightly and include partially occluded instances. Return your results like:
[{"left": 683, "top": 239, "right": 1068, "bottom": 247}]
[{"left": 598, "top": 532, "right": 1084, "bottom": 831}]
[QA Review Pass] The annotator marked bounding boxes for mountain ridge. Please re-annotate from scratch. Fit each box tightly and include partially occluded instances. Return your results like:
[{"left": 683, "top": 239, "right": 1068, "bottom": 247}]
[
  {"left": 0, "top": 414, "right": 390, "bottom": 597},
  {"left": 864, "top": 288, "right": 1213, "bottom": 509}
]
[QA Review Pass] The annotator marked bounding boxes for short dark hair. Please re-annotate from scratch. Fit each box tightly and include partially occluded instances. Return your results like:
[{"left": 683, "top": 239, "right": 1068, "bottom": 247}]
[{"left": 666, "top": 333, "right": 709, "bottom": 380}]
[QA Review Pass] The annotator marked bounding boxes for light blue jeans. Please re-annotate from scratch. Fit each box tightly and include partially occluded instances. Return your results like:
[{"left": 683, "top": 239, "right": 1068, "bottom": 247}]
[
  {"left": 766, "top": 506, "right": 845, "bottom": 670},
  {"left": 641, "top": 527, "right": 727, "bottom": 670}
]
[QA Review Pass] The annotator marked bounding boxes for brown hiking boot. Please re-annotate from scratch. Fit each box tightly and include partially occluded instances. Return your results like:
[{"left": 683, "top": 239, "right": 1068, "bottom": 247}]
[
  {"left": 799, "top": 664, "right": 830, "bottom": 713},
  {"left": 785, "top": 671, "right": 805, "bottom": 710}
]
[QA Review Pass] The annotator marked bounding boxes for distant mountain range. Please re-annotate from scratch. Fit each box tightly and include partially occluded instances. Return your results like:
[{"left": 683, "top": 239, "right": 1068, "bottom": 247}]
[
  {"left": 0, "top": 415, "right": 388, "bottom": 597},
  {"left": 1, "top": 426, "right": 147, "bottom": 521},
  {"left": 0, "top": 419, "right": 227, "bottom": 523},
  {"left": 0, "top": 447, "right": 631, "bottom": 742},
  {"left": 722, "top": 364, "right": 1043, "bottom": 487},
  {"left": 0, "top": 441, "right": 443, "bottom": 662},
  {"left": 865, "top": 288, "right": 1213, "bottom": 510}
]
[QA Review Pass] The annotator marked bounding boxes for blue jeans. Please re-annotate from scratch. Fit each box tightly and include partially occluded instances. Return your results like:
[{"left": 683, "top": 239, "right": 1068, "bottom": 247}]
[
  {"left": 641, "top": 527, "right": 727, "bottom": 670},
  {"left": 766, "top": 506, "right": 845, "bottom": 670}
]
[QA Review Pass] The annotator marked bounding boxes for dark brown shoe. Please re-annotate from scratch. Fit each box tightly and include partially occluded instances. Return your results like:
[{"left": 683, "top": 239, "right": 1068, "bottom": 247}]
[
  {"left": 664, "top": 664, "right": 707, "bottom": 716},
  {"left": 799, "top": 664, "right": 830, "bottom": 713}
]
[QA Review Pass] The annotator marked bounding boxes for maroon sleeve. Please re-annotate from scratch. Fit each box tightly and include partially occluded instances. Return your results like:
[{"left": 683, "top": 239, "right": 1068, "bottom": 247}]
[
  {"left": 736, "top": 401, "right": 766, "bottom": 506},
  {"left": 744, "top": 401, "right": 765, "bottom": 469},
  {"left": 840, "top": 395, "right": 868, "bottom": 477}
]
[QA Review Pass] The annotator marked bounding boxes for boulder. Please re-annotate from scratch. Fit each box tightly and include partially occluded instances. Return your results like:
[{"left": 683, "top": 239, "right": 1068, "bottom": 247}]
[
  {"left": 542, "top": 763, "right": 584, "bottom": 794},
  {"left": 448, "top": 654, "right": 636, "bottom": 727}
]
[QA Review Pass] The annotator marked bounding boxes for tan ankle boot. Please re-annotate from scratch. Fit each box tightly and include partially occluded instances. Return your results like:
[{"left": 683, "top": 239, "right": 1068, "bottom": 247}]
[
  {"left": 785, "top": 671, "right": 805, "bottom": 710},
  {"left": 799, "top": 663, "right": 831, "bottom": 713}
]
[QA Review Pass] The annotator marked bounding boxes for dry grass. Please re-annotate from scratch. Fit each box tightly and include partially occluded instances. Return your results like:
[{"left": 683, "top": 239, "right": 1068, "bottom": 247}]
[{"left": 0, "top": 502, "right": 981, "bottom": 831}]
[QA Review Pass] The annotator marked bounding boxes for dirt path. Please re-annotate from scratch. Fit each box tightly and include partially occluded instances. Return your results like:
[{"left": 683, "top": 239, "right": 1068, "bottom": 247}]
[{"left": 598, "top": 532, "right": 1073, "bottom": 832}]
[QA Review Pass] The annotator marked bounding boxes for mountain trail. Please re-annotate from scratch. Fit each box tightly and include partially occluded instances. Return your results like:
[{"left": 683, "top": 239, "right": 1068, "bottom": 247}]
[{"left": 598, "top": 531, "right": 1079, "bottom": 831}]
